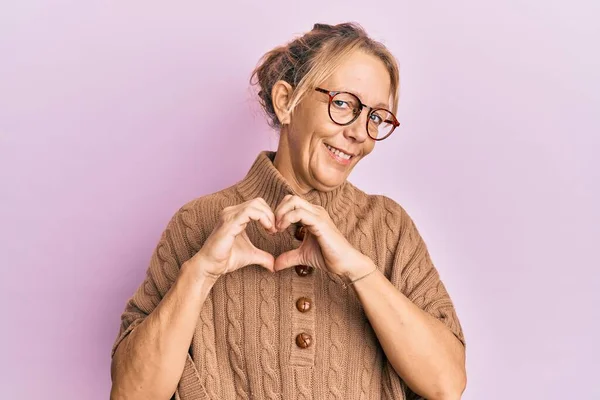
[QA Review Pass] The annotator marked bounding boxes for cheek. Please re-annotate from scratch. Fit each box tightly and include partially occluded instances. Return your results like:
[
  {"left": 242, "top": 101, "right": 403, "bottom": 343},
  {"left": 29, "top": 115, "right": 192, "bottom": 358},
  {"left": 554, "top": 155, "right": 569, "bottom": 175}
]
[
  {"left": 312, "top": 117, "right": 342, "bottom": 140},
  {"left": 301, "top": 102, "right": 336, "bottom": 136},
  {"left": 294, "top": 117, "right": 337, "bottom": 148},
  {"left": 363, "top": 144, "right": 376, "bottom": 157}
]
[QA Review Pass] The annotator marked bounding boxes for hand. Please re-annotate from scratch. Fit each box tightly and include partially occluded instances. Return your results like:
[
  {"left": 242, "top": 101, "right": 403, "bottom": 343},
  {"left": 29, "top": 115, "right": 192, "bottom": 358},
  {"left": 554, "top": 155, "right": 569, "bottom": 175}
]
[
  {"left": 185, "top": 197, "right": 278, "bottom": 280},
  {"left": 272, "top": 194, "right": 373, "bottom": 280}
]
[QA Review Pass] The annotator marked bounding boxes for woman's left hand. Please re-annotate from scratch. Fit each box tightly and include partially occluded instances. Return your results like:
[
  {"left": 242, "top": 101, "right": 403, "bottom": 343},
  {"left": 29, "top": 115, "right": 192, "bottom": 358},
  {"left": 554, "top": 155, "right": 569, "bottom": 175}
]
[{"left": 273, "top": 194, "right": 374, "bottom": 280}]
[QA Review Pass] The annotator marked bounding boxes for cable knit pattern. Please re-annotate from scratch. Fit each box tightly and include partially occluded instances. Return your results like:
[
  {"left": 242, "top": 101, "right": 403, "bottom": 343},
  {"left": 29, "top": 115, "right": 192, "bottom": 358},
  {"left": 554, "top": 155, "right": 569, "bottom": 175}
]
[
  {"left": 293, "top": 367, "right": 312, "bottom": 400},
  {"left": 359, "top": 315, "right": 378, "bottom": 400},
  {"left": 112, "top": 151, "right": 465, "bottom": 400},
  {"left": 355, "top": 211, "right": 380, "bottom": 400},
  {"left": 224, "top": 271, "right": 250, "bottom": 399},
  {"left": 196, "top": 296, "right": 219, "bottom": 399},
  {"left": 325, "top": 207, "right": 354, "bottom": 399},
  {"left": 259, "top": 270, "right": 280, "bottom": 398},
  {"left": 326, "top": 275, "right": 346, "bottom": 400}
]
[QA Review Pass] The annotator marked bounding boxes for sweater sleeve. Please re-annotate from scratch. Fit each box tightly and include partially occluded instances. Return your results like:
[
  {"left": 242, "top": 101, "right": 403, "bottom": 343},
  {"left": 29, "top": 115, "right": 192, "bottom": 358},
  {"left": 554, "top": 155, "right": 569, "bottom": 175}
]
[
  {"left": 385, "top": 198, "right": 465, "bottom": 347},
  {"left": 111, "top": 205, "right": 195, "bottom": 358}
]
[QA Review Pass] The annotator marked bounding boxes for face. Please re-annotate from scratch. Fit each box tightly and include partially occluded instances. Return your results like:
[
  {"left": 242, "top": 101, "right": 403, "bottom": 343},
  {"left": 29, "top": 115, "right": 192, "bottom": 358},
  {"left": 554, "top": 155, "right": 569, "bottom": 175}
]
[{"left": 277, "top": 50, "right": 393, "bottom": 193}]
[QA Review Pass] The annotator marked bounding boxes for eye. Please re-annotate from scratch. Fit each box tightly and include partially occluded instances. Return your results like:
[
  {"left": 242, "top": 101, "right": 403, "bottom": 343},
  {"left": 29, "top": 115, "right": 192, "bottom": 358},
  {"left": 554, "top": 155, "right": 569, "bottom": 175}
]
[
  {"left": 369, "top": 113, "right": 383, "bottom": 125},
  {"left": 332, "top": 100, "right": 349, "bottom": 109}
]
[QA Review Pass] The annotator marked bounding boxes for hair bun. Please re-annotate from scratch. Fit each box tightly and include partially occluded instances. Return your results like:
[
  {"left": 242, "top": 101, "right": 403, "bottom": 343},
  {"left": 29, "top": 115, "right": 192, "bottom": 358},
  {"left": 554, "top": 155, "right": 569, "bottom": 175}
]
[{"left": 313, "top": 23, "right": 334, "bottom": 31}]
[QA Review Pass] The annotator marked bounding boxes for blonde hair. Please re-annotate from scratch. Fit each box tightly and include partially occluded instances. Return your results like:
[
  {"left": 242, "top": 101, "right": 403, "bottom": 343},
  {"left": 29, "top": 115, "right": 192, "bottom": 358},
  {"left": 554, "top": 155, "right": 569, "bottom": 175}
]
[{"left": 250, "top": 22, "right": 400, "bottom": 129}]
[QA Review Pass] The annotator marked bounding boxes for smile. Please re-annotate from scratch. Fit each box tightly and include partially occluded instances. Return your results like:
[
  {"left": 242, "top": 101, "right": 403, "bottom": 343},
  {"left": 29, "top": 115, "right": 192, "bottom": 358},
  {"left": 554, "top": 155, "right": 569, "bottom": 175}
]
[{"left": 324, "top": 143, "right": 353, "bottom": 165}]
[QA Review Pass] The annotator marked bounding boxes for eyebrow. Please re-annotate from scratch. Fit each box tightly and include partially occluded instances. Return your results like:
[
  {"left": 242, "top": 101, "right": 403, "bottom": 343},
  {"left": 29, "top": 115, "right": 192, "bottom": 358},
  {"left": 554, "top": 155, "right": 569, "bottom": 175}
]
[{"left": 336, "top": 87, "right": 390, "bottom": 109}]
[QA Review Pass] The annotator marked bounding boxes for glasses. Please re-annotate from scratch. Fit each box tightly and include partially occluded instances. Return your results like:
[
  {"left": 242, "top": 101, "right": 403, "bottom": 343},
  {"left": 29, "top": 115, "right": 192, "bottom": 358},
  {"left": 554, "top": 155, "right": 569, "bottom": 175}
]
[{"left": 315, "top": 87, "right": 400, "bottom": 141}]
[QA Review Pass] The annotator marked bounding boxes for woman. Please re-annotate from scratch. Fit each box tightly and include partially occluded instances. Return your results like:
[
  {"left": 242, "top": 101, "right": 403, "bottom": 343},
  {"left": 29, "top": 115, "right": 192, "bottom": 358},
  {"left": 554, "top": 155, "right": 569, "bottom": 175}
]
[{"left": 110, "top": 22, "right": 466, "bottom": 400}]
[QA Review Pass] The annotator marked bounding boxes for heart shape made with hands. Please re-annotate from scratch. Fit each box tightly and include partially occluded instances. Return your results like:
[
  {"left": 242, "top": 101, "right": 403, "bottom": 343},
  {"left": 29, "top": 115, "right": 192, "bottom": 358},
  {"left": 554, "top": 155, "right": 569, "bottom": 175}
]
[
  {"left": 250, "top": 194, "right": 370, "bottom": 279},
  {"left": 247, "top": 196, "right": 325, "bottom": 274}
]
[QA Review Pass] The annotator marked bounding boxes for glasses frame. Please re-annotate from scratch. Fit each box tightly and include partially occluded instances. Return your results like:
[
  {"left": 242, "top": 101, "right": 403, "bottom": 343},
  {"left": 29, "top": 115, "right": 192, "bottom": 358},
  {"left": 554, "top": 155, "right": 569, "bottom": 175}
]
[{"left": 315, "top": 87, "right": 400, "bottom": 141}]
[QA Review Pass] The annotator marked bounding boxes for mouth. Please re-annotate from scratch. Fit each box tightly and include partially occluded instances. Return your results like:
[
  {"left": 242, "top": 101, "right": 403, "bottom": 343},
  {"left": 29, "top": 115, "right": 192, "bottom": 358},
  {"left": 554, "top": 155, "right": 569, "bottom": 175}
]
[{"left": 324, "top": 143, "right": 355, "bottom": 165}]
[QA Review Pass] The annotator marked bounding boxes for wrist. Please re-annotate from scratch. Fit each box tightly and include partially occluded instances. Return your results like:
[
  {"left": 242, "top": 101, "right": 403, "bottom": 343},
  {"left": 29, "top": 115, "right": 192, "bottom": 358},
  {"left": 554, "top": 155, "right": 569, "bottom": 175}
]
[
  {"left": 180, "top": 259, "right": 220, "bottom": 287},
  {"left": 343, "top": 256, "right": 376, "bottom": 282}
]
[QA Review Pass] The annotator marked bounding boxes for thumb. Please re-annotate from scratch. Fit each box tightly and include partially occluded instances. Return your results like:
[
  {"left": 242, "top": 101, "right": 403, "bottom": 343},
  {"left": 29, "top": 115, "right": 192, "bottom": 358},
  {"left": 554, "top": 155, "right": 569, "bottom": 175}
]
[
  {"left": 249, "top": 247, "right": 275, "bottom": 272},
  {"left": 274, "top": 249, "right": 304, "bottom": 272}
]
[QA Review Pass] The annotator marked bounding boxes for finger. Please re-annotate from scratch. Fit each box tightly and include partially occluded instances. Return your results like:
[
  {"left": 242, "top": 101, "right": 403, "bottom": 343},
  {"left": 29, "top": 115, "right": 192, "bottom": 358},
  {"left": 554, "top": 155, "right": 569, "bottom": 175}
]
[
  {"left": 274, "top": 196, "right": 315, "bottom": 227},
  {"left": 273, "top": 249, "right": 303, "bottom": 272},
  {"left": 223, "top": 205, "right": 275, "bottom": 237},
  {"left": 223, "top": 200, "right": 276, "bottom": 235},
  {"left": 249, "top": 198, "right": 277, "bottom": 233},
  {"left": 250, "top": 247, "right": 275, "bottom": 272},
  {"left": 255, "top": 196, "right": 273, "bottom": 211},
  {"left": 239, "top": 197, "right": 271, "bottom": 213},
  {"left": 274, "top": 194, "right": 307, "bottom": 216},
  {"left": 277, "top": 208, "right": 319, "bottom": 232},
  {"left": 249, "top": 197, "right": 271, "bottom": 213},
  {"left": 243, "top": 205, "right": 277, "bottom": 233}
]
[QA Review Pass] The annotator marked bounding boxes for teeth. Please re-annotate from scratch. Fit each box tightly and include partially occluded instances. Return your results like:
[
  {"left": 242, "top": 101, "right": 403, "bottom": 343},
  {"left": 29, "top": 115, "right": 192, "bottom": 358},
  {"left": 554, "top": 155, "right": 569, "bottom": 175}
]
[{"left": 326, "top": 144, "right": 352, "bottom": 160}]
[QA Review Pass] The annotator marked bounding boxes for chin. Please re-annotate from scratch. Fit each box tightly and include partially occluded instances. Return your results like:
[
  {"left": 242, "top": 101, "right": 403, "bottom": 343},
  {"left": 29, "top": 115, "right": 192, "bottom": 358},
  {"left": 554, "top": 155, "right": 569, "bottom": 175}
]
[
  {"left": 312, "top": 170, "right": 349, "bottom": 191},
  {"left": 306, "top": 148, "right": 358, "bottom": 190}
]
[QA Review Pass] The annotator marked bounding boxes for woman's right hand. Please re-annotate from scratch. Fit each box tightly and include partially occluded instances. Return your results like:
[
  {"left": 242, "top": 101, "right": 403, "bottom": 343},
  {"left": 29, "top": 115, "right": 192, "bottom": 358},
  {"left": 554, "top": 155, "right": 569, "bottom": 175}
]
[{"left": 184, "top": 197, "right": 278, "bottom": 281}]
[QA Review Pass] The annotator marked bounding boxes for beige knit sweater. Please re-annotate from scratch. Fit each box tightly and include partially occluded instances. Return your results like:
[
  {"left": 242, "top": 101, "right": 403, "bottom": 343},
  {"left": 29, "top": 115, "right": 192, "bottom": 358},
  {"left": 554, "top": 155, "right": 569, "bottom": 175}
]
[{"left": 112, "top": 151, "right": 465, "bottom": 400}]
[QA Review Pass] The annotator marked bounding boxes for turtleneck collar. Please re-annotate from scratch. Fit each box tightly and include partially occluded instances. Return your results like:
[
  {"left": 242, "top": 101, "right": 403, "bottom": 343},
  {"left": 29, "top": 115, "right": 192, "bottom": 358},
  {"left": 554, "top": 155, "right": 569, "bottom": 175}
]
[{"left": 236, "top": 151, "right": 354, "bottom": 221}]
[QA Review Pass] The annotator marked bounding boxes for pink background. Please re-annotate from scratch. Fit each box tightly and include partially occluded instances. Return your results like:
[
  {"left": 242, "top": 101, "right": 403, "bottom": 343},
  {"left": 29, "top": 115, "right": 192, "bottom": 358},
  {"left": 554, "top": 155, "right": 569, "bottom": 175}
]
[{"left": 1, "top": 1, "right": 599, "bottom": 399}]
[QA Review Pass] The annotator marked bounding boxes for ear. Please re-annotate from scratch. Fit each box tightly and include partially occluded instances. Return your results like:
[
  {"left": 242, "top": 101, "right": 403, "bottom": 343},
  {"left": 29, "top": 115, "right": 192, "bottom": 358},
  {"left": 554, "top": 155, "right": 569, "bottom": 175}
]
[{"left": 272, "top": 80, "right": 294, "bottom": 125}]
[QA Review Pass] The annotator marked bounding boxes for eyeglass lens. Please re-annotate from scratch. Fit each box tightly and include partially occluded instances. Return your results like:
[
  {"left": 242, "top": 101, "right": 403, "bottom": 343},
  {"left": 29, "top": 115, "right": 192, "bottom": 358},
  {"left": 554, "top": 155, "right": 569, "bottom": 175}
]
[{"left": 329, "top": 92, "right": 395, "bottom": 140}]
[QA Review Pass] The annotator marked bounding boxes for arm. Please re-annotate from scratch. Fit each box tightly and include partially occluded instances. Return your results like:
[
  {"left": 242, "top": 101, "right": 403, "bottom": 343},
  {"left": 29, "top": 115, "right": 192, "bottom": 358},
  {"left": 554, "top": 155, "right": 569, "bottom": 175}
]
[
  {"left": 110, "top": 263, "right": 216, "bottom": 400},
  {"left": 110, "top": 198, "right": 277, "bottom": 400},
  {"left": 109, "top": 203, "right": 216, "bottom": 400},
  {"left": 270, "top": 194, "right": 466, "bottom": 398},
  {"left": 349, "top": 200, "right": 466, "bottom": 400},
  {"left": 350, "top": 259, "right": 466, "bottom": 400}
]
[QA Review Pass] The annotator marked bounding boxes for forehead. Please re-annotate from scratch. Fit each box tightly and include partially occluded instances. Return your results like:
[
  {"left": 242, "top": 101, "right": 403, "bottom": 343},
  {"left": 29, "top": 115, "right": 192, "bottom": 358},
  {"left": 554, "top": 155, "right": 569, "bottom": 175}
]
[{"left": 321, "top": 50, "right": 392, "bottom": 108}]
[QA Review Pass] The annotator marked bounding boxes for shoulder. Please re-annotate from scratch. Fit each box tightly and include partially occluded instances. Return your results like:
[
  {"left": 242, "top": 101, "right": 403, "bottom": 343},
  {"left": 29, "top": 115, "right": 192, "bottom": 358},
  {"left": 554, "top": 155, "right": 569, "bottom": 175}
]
[{"left": 166, "top": 184, "right": 244, "bottom": 229}]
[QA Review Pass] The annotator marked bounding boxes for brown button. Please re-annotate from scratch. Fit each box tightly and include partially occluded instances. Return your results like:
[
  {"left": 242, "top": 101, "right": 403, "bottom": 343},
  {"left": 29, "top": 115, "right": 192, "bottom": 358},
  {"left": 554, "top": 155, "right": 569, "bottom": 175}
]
[
  {"left": 294, "top": 265, "right": 314, "bottom": 277},
  {"left": 295, "top": 332, "right": 312, "bottom": 348},
  {"left": 294, "top": 225, "right": 307, "bottom": 241},
  {"left": 296, "top": 297, "right": 312, "bottom": 313}
]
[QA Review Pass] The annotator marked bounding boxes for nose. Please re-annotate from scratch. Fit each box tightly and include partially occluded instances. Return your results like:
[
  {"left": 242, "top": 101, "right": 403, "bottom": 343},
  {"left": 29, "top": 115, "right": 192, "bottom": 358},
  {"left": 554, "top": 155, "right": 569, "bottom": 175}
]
[{"left": 343, "top": 108, "right": 369, "bottom": 143}]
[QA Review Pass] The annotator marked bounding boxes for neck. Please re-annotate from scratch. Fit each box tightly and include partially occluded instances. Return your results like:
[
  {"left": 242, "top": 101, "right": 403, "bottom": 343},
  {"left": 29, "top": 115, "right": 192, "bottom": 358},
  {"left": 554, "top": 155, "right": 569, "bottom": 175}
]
[
  {"left": 237, "top": 150, "right": 354, "bottom": 219},
  {"left": 273, "top": 130, "right": 312, "bottom": 195}
]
